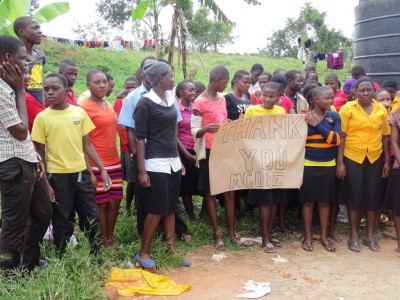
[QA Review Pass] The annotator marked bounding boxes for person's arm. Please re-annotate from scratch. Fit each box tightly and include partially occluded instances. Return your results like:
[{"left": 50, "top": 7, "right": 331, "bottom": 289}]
[
  {"left": 391, "top": 124, "right": 400, "bottom": 164},
  {"left": 177, "top": 124, "right": 196, "bottom": 165},
  {"left": 82, "top": 134, "right": 112, "bottom": 191},
  {"left": 126, "top": 127, "right": 137, "bottom": 156},
  {"left": 0, "top": 62, "right": 28, "bottom": 140},
  {"left": 136, "top": 139, "right": 150, "bottom": 187},
  {"left": 382, "top": 135, "right": 391, "bottom": 178},
  {"left": 336, "top": 132, "right": 346, "bottom": 180},
  {"left": 309, "top": 113, "right": 341, "bottom": 145},
  {"left": 33, "top": 142, "right": 55, "bottom": 202}
]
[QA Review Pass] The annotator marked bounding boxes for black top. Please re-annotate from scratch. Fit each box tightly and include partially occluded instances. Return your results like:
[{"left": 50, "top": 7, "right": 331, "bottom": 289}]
[
  {"left": 134, "top": 96, "right": 178, "bottom": 159},
  {"left": 225, "top": 93, "right": 251, "bottom": 120}
]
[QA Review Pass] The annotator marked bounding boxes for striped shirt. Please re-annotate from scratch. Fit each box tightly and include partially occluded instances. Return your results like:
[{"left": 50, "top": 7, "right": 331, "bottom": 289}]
[{"left": 0, "top": 78, "right": 38, "bottom": 163}]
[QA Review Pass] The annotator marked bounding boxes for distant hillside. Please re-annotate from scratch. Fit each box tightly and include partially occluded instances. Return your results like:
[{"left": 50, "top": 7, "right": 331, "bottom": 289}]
[{"left": 38, "top": 41, "right": 350, "bottom": 99}]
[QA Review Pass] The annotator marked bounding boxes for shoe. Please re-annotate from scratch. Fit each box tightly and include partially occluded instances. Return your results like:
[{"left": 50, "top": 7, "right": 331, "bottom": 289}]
[
  {"left": 263, "top": 243, "right": 276, "bottom": 253},
  {"left": 302, "top": 240, "right": 313, "bottom": 252},
  {"left": 39, "top": 259, "right": 47, "bottom": 269},
  {"left": 347, "top": 240, "right": 361, "bottom": 252},
  {"left": 134, "top": 253, "right": 155, "bottom": 268},
  {"left": 181, "top": 259, "right": 191, "bottom": 267},
  {"left": 362, "top": 239, "right": 380, "bottom": 252}
]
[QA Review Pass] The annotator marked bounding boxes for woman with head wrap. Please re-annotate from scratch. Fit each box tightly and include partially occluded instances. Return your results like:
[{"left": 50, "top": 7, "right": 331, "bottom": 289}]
[{"left": 133, "top": 62, "right": 183, "bottom": 269}]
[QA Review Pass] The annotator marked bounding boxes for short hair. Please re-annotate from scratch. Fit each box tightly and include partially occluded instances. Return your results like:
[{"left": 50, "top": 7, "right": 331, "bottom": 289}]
[
  {"left": 312, "top": 86, "right": 332, "bottom": 98},
  {"left": 125, "top": 76, "right": 136, "bottom": 84},
  {"left": 0, "top": 35, "right": 24, "bottom": 57},
  {"left": 13, "top": 16, "right": 34, "bottom": 36},
  {"left": 272, "top": 68, "right": 287, "bottom": 76},
  {"left": 86, "top": 69, "right": 105, "bottom": 82},
  {"left": 105, "top": 72, "right": 114, "bottom": 82},
  {"left": 270, "top": 74, "right": 287, "bottom": 88},
  {"left": 59, "top": 59, "right": 77, "bottom": 72},
  {"left": 306, "top": 79, "right": 322, "bottom": 87},
  {"left": 303, "top": 83, "right": 319, "bottom": 102},
  {"left": 263, "top": 82, "right": 280, "bottom": 93},
  {"left": 383, "top": 80, "right": 398, "bottom": 90},
  {"left": 355, "top": 76, "right": 374, "bottom": 89},
  {"left": 175, "top": 79, "right": 193, "bottom": 98},
  {"left": 259, "top": 72, "right": 272, "bottom": 80},
  {"left": 140, "top": 56, "right": 157, "bottom": 69},
  {"left": 325, "top": 73, "right": 338, "bottom": 81},
  {"left": 193, "top": 81, "right": 206, "bottom": 93},
  {"left": 374, "top": 89, "right": 390, "bottom": 99},
  {"left": 250, "top": 63, "right": 264, "bottom": 73},
  {"left": 285, "top": 70, "right": 302, "bottom": 82},
  {"left": 305, "top": 71, "right": 318, "bottom": 79},
  {"left": 351, "top": 65, "right": 366, "bottom": 79},
  {"left": 305, "top": 62, "right": 316, "bottom": 71},
  {"left": 209, "top": 66, "right": 229, "bottom": 81},
  {"left": 233, "top": 70, "right": 250, "bottom": 82},
  {"left": 44, "top": 73, "right": 68, "bottom": 88}
]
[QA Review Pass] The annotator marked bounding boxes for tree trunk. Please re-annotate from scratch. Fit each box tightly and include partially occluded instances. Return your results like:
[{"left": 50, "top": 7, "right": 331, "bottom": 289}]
[
  {"left": 168, "top": 8, "right": 178, "bottom": 66},
  {"left": 177, "top": 9, "right": 188, "bottom": 79},
  {"left": 154, "top": 12, "right": 160, "bottom": 58}
]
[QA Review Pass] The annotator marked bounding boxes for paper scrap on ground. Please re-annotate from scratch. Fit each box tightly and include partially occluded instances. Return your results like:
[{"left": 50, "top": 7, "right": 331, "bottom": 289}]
[
  {"left": 239, "top": 237, "right": 263, "bottom": 244},
  {"left": 212, "top": 253, "right": 227, "bottom": 261},
  {"left": 272, "top": 255, "right": 288, "bottom": 263},
  {"left": 236, "top": 280, "right": 271, "bottom": 299}
]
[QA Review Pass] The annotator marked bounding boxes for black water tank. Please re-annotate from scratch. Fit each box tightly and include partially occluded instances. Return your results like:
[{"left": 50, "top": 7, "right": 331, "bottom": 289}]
[{"left": 354, "top": 0, "right": 400, "bottom": 86}]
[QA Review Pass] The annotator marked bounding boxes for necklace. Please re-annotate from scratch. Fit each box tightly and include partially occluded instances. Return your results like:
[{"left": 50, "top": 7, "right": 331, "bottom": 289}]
[
  {"left": 205, "top": 90, "right": 218, "bottom": 101},
  {"left": 310, "top": 110, "right": 326, "bottom": 123}
]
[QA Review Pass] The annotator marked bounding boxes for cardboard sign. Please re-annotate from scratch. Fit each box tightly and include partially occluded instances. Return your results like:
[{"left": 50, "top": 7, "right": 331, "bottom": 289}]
[{"left": 209, "top": 114, "right": 307, "bottom": 195}]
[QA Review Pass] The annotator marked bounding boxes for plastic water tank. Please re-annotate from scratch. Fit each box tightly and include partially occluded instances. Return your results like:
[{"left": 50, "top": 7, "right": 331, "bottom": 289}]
[{"left": 354, "top": 0, "right": 400, "bottom": 86}]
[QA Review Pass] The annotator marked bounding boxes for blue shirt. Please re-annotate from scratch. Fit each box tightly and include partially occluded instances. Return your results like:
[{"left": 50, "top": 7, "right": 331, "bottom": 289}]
[{"left": 118, "top": 82, "right": 182, "bottom": 128}]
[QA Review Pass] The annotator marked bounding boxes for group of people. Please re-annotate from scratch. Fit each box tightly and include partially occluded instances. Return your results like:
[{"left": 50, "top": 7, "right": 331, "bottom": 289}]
[{"left": 1, "top": 15, "right": 400, "bottom": 274}]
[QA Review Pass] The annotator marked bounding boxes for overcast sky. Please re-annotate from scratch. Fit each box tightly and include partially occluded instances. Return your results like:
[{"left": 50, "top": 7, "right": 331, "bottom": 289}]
[{"left": 40, "top": 0, "right": 360, "bottom": 53}]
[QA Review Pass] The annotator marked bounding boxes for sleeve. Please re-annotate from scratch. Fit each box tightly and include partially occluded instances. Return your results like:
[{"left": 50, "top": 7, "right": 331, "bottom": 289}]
[
  {"left": 0, "top": 91, "right": 22, "bottom": 128},
  {"left": 283, "top": 97, "right": 294, "bottom": 109},
  {"left": 118, "top": 94, "right": 135, "bottom": 128},
  {"left": 382, "top": 108, "right": 391, "bottom": 136},
  {"left": 192, "top": 97, "right": 203, "bottom": 114},
  {"left": 244, "top": 106, "right": 253, "bottom": 118},
  {"left": 174, "top": 101, "right": 182, "bottom": 123},
  {"left": 338, "top": 105, "right": 350, "bottom": 133},
  {"left": 113, "top": 98, "right": 123, "bottom": 115},
  {"left": 133, "top": 98, "right": 149, "bottom": 140},
  {"left": 314, "top": 112, "right": 341, "bottom": 145},
  {"left": 31, "top": 114, "right": 46, "bottom": 144},
  {"left": 81, "top": 110, "right": 95, "bottom": 136},
  {"left": 26, "top": 95, "right": 44, "bottom": 130}
]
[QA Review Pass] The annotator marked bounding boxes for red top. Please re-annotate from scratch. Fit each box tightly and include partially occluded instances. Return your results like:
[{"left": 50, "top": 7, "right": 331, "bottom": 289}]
[
  {"left": 44, "top": 87, "right": 77, "bottom": 107},
  {"left": 333, "top": 89, "right": 347, "bottom": 112},
  {"left": 26, "top": 92, "right": 44, "bottom": 133},
  {"left": 257, "top": 96, "right": 294, "bottom": 113},
  {"left": 113, "top": 98, "right": 129, "bottom": 153}
]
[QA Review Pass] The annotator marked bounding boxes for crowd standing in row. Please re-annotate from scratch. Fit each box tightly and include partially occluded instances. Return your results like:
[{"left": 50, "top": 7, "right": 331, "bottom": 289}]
[{"left": 1, "top": 16, "right": 400, "bottom": 274}]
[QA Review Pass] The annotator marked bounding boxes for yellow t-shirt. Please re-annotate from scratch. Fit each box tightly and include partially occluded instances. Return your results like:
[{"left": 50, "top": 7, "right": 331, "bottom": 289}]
[
  {"left": 31, "top": 105, "right": 95, "bottom": 173},
  {"left": 244, "top": 104, "right": 286, "bottom": 117},
  {"left": 390, "top": 96, "right": 400, "bottom": 114},
  {"left": 339, "top": 99, "right": 390, "bottom": 164},
  {"left": 77, "top": 89, "right": 90, "bottom": 105}
]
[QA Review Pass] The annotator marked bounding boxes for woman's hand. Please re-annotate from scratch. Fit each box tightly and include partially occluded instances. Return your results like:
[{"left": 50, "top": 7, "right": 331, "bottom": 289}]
[
  {"left": 336, "top": 161, "right": 346, "bottom": 180},
  {"left": 382, "top": 161, "right": 391, "bottom": 178},
  {"left": 100, "top": 170, "right": 112, "bottom": 191},
  {"left": 138, "top": 172, "right": 151, "bottom": 188},
  {"left": 36, "top": 161, "right": 45, "bottom": 180},
  {"left": 46, "top": 182, "right": 56, "bottom": 203},
  {"left": 305, "top": 112, "right": 318, "bottom": 127},
  {"left": 205, "top": 124, "right": 220, "bottom": 133},
  {"left": 0, "top": 62, "right": 24, "bottom": 91}
]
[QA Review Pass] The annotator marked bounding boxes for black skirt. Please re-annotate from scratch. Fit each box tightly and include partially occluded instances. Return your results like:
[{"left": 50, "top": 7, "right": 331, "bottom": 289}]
[
  {"left": 299, "top": 166, "right": 336, "bottom": 203},
  {"left": 336, "top": 156, "right": 383, "bottom": 211},
  {"left": 384, "top": 168, "right": 400, "bottom": 215},
  {"left": 179, "top": 149, "right": 199, "bottom": 197},
  {"left": 141, "top": 170, "right": 181, "bottom": 215},
  {"left": 247, "top": 189, "right": 291, "bottom": 206},
  {"left": 197, "top": 149, "right": 211, "bottom": 192}
]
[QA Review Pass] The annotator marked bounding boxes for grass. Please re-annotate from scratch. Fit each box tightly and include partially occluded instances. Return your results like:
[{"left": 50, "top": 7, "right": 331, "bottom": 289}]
[{"left": 0, "top": 42, "right": 352, "bottom": 299}]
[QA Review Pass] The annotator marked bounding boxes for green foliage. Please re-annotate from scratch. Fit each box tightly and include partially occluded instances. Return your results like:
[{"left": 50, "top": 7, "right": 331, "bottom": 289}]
[
  {"left": 186, "top": 8, "right": 235, "bottom": 53},
  {"left": 264, "top": 2, "right": 352, "bottom": 58},
  {"left": 72, "top": 19, "right": 112, "bottom": 41},
  {"left": 0, "top": 0, "right": 69, "bottom": 35},
  {"left": 96, "top": 0, "right": 134, "bottom": 29}
]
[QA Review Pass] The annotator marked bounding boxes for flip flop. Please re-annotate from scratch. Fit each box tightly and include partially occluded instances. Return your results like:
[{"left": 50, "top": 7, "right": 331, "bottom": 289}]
[
  {"left": 395, "top": 248, "right": 400, "bottom": 257},
  {"left": 302, "top": 240, "right": 313, "bottom": 252},
  {"left": 180, "top": 233, "right": 193, "bottom": 243},
  {"left": 328, "top": 232, "right": 342, "bottom": 243},
  {"left": 181, "top": 258, "right": 192, "bottom": 267},
  {"left": 135, "top": 253, "right": 156, "bottom": 268},
  {"left": 271, "top": 238, "right": 282, "bottom": 247},
  {"left": 347, "top": 240, "right": 361, "bottom": 252},
  {"left": 362, "top": 239, "right": 380, "bottom": 252},
  {"left": 263, "top": 243, "right": 276, "bottom": 253},
  {"left": 214, "top": 239, "right": 225, "bottom": 251},
  {"left": 321, "top": 241, "right": 336, "bottom": 252}
]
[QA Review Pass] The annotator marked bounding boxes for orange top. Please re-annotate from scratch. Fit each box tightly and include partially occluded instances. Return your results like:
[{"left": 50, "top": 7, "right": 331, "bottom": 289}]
[
  {"left": 80, "top": 99, "right": 120, "bottom": 166},
  {"left": 113, "top": 98, "right": 129, "bottom": 153}
]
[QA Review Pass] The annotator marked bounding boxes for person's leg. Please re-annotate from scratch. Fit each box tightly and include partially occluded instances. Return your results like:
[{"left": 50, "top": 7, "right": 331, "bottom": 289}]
[
  {"left": 328, "top": 203, "right": 341, "bottom": 242},
  {"left": 106, "top": 199, "right": 121, "bottom": 247},
  {"left": 302, "top": 202, "right": 314, "bottom": 248},
  {"left": 277, "top": 203, "right": 287, "bottom": 231},
  {"left": 75, "top": 170, "right": 101, "bottom": 255},
  {"left": 318, "top": 202, "right": 335, "bottom": 251},
  {"left": 138, "top": 213, "right": 162, "bottom": 260},
  {"left": 182, "top": 195, "right": 196, "bottom": 220},
  {"left": 97, "top": 202, "right": 110, "bottom": 247},
  {"left": 175, "top": 206, "right": 189, "bottom": 240},
  {"left": 393, "top": 215, "right": 400, "bottom": 253},
  {"left": 205, "top": 189, "right": 223, "bottom": 248},
  {"left": 0, "top": 159, "right": 35, "bottom": 270},
  {"left": 223, "top": 191, "right": 236, "bottom": 242},
  {"left": 162, "top": 213, "right": 176, "bottom": 254},
  {"left": 365, "top": 210, "right": 380, "bottom": 251},
  {"left": 22, "top": 179, "right": 53, "bottom": 270},
  {"left": 125, "top": 181, "right": 135, "bottom": 215},
  {"left": 260, "top": 205, "right": 274, "bottom": 253},
  {"left": 199, "top": 195, "right": 207, "bottom": 219},
  {"left": 347, "top": 209, "right": 361, "bottom": 251}
]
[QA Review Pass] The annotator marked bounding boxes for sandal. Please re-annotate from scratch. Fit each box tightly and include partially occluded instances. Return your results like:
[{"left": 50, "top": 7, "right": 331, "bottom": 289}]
[
  {"left": 135, "top": 253, "right": 156, "bottom": 268},
  {"left": 347, "top": 240, "right": 361, "bottom": 252},
  {"left": 271, "top": 238, "right": 282, "bottom": 247},
  {"left": 263, "top": 243, "right": 276, "bottom": 253},
  {"left": 180, "top": 233, "right": 193, "bottom": 243},
  {"left": 214, "top": 239, "right": 225, "bottom": 251},
  {"left": 302, "top": 240, "right": 313, "bottom": 252},
  {"left": 321, "top": 241, "right": 336, "bottom": 252},
  {"left": 362, "top": 239, "right": 380, "bottom": 252},
  {"left": 394, "top": 248, "right": 400, "bottom": 257},
  {"left": 328, "top": 231, "right": 342, "bottom": 243}
]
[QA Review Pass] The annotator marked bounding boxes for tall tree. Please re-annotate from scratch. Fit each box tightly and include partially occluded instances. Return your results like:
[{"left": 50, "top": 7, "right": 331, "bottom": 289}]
[{"left": 263, "top": 2, "right": 352, "bottom": 58}]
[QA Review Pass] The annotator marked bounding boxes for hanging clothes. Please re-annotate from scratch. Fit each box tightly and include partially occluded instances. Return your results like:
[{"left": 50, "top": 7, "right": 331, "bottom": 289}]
[{"left": 327, "top": 51, "right": 344, "bottom": 70}]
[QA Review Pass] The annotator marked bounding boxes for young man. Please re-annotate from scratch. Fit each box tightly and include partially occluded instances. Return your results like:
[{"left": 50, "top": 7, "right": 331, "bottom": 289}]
[
  {"left": 13, "top": 16, "right": 45, "bottom": 106},
  {"left": 284, "top": 70, "right": 309, "bottom": 113},
  {"left": 59, "top": 59, "right": 78, "bottom": 106},
  {"left": 0, "top": 35, "right": 51, "bottom": 272}
]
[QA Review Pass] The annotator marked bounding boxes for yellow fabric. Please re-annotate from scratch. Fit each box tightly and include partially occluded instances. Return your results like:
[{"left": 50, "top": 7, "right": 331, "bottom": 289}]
[
  {"left": 330, "top": 105, "right": 337, "bottom": 112},
  {"left": 27, "top": 63, "right": 43, "bottom": 89},
  {"left": 77, "top": 89, "right": 90, "bottom": 105},
  {"left": 31, "top": 105, "right": 95, "bottom": 173},
  {"left": 244, "top": 104, "right": 285, "bottom": 117},
  {"left": 390, "top": 96, "right": 400, "bottom": 114},
  {"left": 105, "top": 267, "right": 191, "bottom": 296},
  {"left": 339, "top": 99, "right": 390, "bottom": 164},
  {"left": 304, "top": 159, "right": 336, "bottom": 167}
]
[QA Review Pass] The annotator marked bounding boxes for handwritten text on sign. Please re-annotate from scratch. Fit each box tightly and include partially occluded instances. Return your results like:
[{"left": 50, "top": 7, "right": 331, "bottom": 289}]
[{"left": 209, "top": 115, "right": 307, "bottom": 195}]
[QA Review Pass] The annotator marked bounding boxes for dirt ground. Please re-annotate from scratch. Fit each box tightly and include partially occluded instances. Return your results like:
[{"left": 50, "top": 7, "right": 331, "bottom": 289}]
[{"left": 106, "top": 236, "right": 400, "bottom": 299}]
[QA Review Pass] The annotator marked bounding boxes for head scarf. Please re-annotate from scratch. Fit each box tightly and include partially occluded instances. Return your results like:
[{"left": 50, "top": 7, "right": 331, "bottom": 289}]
[
  {"left": 144, "top": 62, "right": 170, "bottom": 86},
  {"left": 343, "top": 79, "right": 357, "bottom": 90}
]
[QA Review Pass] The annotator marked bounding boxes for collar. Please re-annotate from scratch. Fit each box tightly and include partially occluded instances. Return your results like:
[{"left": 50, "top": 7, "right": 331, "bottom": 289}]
[
  {"left": 178, "top": 100, "right": 192, "bottom": 111},
  {"left": 145, "top": 89, "right": 175, "bottom": 107}
]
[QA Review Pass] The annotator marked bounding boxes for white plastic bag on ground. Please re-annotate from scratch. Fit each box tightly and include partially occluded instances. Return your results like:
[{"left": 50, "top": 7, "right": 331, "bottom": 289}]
[{"left": 236, "top": 280, "right": 271, "bottom": 299}]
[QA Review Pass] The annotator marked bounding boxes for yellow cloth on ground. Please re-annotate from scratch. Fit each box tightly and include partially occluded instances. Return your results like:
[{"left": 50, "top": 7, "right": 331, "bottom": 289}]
[{"left": 105, "top": 267, "right": 191, "bottom": 296}]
